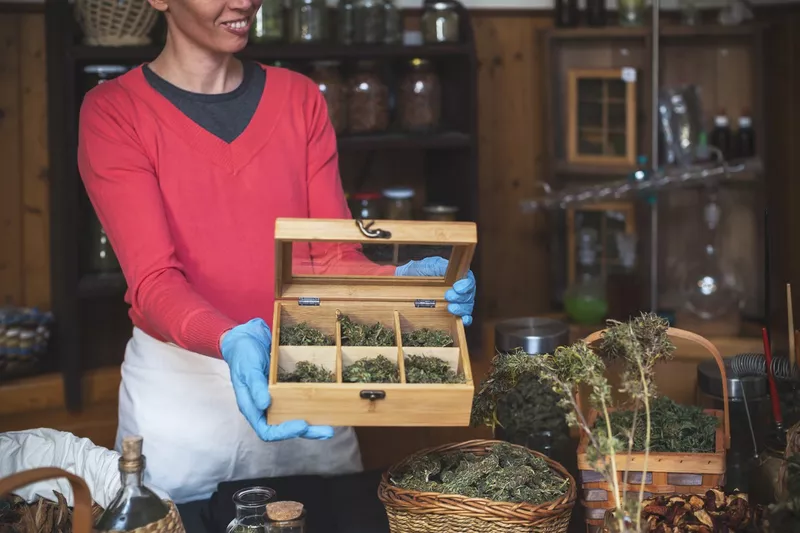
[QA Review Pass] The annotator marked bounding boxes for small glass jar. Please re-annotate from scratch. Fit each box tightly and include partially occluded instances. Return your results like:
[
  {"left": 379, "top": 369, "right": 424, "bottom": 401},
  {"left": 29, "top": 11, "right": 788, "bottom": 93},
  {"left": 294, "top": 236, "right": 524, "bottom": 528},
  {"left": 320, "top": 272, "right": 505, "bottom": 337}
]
[
  {"left": 349, "top": 192, "right": 383, "bottom": 219},
  {"left": 309, "top": 61, "right": 347, "bottom": 134},
  {"left": 289, "top": 0, "right": 328, "bottom": 43},
  {"left": 83, "top": 65, "right": 128, "bottom": 95},
  {"left": 383, "top": 187, "right": 415, "bottom": 220},
  {"left": 422, "top": 204, "right": 458, "bottom": 221},
  {"left": 347, "top": 61, "right": 389, "bottom": 134},
  {"left": 265, "top": 501, "right": 306, "bottom": 533},
  {"left": 250, "top": 0, "right": 285, "bottom": 43},
  {"left": 353, "top": 0, "right": 385, "bottom": 44},
  {"left": 422, "top": 1, "right": 460, "bottom": 43},
  {"left": 337, "top": 0, "right": 356, "bottom": 44},
  {"left": 398, "top": 58, "right": 441, "bottom": 132},
  {"left": 225, "top": 487, "right": 276, "bottom": 533}
]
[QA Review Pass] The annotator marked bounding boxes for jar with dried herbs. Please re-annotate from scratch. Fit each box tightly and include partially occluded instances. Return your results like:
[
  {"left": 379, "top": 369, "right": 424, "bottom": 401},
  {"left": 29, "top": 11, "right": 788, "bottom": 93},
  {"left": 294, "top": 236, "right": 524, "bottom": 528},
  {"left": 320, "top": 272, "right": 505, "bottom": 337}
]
[
  {"left": 383, "top": 0, "right": 402, "bottom": 44},
  {"left": 289, "top": 0, "right": 328, "bottom": 43},
  {"left": 398, "top": 58, "right": 441, "bottom": 132},
  {"left": 309, "top": 61, "right": 347, "bottom": 134},
  {"left": 353, "top": 0, "right": 385, "bottom": 44},
  {"left": 337, "top": 0, "right": 356, "bottom": 44},
  {"left": 347, "top": 61, "right": 389, "bottom": 134},
  {"left": 250, "top": 0, "right": 285, "bottom": 43},
  {"left": 422, "top": 1, "right": 460, "bottom": 43}
]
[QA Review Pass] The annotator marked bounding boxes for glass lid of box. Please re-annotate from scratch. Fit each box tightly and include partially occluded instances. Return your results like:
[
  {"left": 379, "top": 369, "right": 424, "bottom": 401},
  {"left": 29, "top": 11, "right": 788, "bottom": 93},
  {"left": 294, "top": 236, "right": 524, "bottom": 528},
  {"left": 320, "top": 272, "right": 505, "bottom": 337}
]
[{"left": 274, "top": 217, "right": 477, "bottom": 302}]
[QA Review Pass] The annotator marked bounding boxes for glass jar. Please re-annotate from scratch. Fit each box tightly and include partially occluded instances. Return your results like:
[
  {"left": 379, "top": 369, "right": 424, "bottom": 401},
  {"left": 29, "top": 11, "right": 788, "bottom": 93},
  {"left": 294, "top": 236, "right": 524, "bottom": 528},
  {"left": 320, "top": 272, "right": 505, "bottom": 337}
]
[
  {"left": 289, "top": 0, "right": 328, "bottom": 43},
  {"left": 422, "top": 204, "right": 458, "bottom": 221},
  {"left": 618, "top": 0, "right": 644, "bottom": 26},
  {"left": 398, "top": 58, "right": 441, "bottom": 133},
  {"left": 83, "top": 65, "right": 128, "bottom": 95},
  {"left": 422, "top": 1, "right": 460, "bottom": 43},
  {"left": 225, "top": 487, "right": 277, "bottom": 533},
  {"left": 383, "top": 187, "right": 415, "bottom": 220},
  {"left": 383, "top": 0, "right": 402, "bottom": 44},
  {"left": 337, "top": 0, "right": 356, "bottom": 44},
  {"left": 87, "top": 213, "right": 120, "bottom": 274},
  {"left": 347, "top": 61, "right": 389, "bottom": 134},
  {"left": 349, "top": 192, "right": 383, "bottom": 219},
  {"left": 265, "top": 501, "right": 306, "bottom": 533},
  {"left": 353, "top": 0, "right": 385, "bottom": 44},
  {"left": 309, "top": 61, "right": 347, "bottom": 134},
  {"left": 250, "top": 0, "right": 285, "bottom": 43}
]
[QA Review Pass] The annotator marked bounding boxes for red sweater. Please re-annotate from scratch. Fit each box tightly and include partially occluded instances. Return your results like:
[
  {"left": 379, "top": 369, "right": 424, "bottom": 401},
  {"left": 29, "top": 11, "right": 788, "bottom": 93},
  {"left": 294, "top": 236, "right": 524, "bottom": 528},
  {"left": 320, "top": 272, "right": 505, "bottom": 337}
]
[{"left": 78, "top": 64, "right": 393, "bottom": 358}]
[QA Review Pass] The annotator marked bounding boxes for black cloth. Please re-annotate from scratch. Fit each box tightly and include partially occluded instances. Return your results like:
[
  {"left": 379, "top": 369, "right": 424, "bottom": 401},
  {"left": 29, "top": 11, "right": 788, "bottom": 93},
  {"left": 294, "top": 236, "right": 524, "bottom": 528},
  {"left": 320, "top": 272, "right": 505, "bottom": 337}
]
[
  {"left": 177, "top": 470, "right": 390, "bottom": 533},
  {"left": 142, "top": 60, "right": 265, "bottom": 144}
]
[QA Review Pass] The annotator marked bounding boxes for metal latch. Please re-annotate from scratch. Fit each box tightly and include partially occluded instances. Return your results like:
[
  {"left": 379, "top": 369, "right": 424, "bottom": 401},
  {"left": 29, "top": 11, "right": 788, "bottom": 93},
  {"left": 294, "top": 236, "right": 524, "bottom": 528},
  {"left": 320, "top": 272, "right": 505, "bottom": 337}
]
[
  {"left": 298, "top": 297, "right": 320, "bottom": 306},
  {"left": 360, "top": 390, "right": 386, "bottom": 401},
  {"left": 414, "top": 299, "right": 436, "bottom": 308}
]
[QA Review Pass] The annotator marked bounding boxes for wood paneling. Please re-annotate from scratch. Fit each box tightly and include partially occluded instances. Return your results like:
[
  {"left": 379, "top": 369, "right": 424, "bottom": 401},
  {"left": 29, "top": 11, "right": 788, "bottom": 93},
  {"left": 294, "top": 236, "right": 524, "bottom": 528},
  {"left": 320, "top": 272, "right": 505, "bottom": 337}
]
[{"left": 0, "top": 12, "right": 49, "bottom": 308}]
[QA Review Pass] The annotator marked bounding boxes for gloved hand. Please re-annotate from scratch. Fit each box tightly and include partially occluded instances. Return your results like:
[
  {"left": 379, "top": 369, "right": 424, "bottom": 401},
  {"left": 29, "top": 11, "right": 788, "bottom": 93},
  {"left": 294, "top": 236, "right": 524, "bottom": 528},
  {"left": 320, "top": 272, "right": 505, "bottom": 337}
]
[
  {"left": 395, "top": 256, "right": 476, "bottom": 326},
  {"left": 220, "top": 318, "right": 334, "bottom": 441}
]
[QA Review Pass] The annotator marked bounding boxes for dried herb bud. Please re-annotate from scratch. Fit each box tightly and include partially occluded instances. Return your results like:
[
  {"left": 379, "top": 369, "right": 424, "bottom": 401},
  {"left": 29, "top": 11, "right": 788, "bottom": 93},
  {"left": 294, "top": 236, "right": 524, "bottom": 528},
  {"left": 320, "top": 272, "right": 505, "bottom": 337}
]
[
  {"left": 339, "top": 314, "right": 395, "bottom": 347},
  {"left": 279, "top": 322, "right": 334, "bottom": 346},
  {"left": 278, "top": 361, "right": 335, "bottom": 383},
  {"left": 343, "top": 355, "right": 399, "bottom": 383},
  {"left": 401, "top": 328, "right": 454, "bottom": 348},
  {"left": 404, "top": 354, "right": 463, "bottom": 384}
]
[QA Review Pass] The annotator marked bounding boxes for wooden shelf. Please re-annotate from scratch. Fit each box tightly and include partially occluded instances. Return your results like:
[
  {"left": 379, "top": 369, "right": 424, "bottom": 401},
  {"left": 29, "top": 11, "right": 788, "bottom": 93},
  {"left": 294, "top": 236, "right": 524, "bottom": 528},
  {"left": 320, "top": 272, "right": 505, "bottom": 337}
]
[
  {"left": 78, "top": 273, "right": 126, "bottom": 299},
  {"left": 338, "top": 131, "right": 471, "bottom": 150},
  {"left": 544, "top": 24, "right": 764, "bottom": 41},
  {"left": 555, "top": 160, "right": 635, "bottom": 177},
  {"left": 69, "top": 42, "right": 473, "bottom": 63}
]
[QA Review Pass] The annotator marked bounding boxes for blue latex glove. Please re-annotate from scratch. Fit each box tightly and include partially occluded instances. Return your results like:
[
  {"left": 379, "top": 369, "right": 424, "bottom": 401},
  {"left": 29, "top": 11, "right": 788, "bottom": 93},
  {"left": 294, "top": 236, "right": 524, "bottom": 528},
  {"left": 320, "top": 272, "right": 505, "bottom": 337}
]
[
  {"left": 221, "top": 318, "right": 334, "bottom": 441},
  {"left": 395, "top": 257, "right": 476, "bottom": 326}
]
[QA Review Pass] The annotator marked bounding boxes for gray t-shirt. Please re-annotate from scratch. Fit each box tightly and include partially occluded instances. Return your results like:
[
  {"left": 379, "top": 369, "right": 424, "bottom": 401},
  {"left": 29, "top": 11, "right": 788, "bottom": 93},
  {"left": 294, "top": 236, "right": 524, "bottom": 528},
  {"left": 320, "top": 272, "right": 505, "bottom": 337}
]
[{"left": 143, "top": 60, "right": 266, "bottom": 143}]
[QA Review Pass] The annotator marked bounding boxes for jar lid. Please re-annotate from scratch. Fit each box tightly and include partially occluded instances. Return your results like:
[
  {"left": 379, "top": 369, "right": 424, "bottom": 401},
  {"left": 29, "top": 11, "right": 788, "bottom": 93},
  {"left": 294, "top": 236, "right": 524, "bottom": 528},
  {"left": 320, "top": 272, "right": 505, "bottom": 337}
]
[
  {"left": 266, "top": 501, "right": 304, "bottom": 521},
  {"left": 495, "top": 317, "right": 570, "bottom": 355},
  {"left": 352, "top": 192, "right": 382, "bottom": 201},
  {"left": 383, "top": 187, "right": 415, "bottom": 199},
  {"left": 83, "top": 65, "right": 129, "bottom": 75},
  {"left": 423, "top": 204, "right": 458, "bottom": 214},
  {"left": 430, "top": 1, "right": 457, "bottom": 10},
  {"left": 696, "top": 357, "right": 768, "bottom": 400}
]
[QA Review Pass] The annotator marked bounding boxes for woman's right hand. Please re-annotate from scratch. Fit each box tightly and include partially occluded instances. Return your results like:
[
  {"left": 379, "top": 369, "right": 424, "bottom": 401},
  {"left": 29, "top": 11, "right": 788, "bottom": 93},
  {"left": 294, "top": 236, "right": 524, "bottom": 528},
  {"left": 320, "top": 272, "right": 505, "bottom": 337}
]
[{"left": 220, "top": 318, "right": 334, "bottom": 441}]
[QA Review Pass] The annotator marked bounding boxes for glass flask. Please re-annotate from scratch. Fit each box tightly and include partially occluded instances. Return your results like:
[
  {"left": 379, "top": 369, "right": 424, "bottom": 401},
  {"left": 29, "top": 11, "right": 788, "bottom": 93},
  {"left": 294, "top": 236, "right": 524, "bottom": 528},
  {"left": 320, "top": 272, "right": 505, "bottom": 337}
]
[
  {"left": 94, "top": 436, "right": 170, "bottom": 532},
  {"left": 225, "top": 486, "right": 277, "bottom": 533},
  {"left": 681, "top": 193, "right": 744, "bottom": 320},
  {"left": 564, "top": 228, "right": 608, "bottom": 324}
]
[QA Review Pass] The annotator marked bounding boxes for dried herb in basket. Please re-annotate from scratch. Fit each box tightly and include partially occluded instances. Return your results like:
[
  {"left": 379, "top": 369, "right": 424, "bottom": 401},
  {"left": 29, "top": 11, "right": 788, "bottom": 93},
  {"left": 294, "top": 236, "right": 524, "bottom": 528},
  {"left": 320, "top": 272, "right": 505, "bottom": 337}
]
[
  {"left": 278, "top": 361, "right": 335, "bottom": 383},
  {"left": 596, "top": 396, "right": 719, "bottom": 453},
  {"left": 401, "top": 328, "right": 454, "bottom": 348},
  {"left": 279, "top": 322, "right": 334, "bottom": 346},
  {"left": 390, "top": 442, "right": 568, "bottom": 505},
  {"left": 404, "top": 354, "right": 463, "bottom": 384},
  {"left": 343, "top": 355, "right": 399, "bottom": 383},
  {"left": 338, "top": 314, "right": 395, "bottom": 347},
  {"left": 0, "top": 491, "right": 104, "bottom": 533}
]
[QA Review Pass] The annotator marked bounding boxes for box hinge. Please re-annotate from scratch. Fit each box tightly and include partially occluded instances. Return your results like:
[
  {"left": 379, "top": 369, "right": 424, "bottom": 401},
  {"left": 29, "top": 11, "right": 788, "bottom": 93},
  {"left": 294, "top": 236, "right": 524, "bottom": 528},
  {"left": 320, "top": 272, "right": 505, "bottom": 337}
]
[
  {"left": 298, "top": 297, "right": 320, "bottom": 306},
  {"left": 414, "top": 299, "right": 436, "bottom": 309}
]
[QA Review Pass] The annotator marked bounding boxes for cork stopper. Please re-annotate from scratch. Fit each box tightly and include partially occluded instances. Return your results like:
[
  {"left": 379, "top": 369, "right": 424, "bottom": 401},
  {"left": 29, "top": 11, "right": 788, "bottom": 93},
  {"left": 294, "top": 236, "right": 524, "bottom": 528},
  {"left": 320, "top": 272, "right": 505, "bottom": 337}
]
[
  {"left": 266, "top": 501, "right": 304, "bottom": 521},
  {"left": 121, "top": 436, "right": 143, "bottom": 461}
]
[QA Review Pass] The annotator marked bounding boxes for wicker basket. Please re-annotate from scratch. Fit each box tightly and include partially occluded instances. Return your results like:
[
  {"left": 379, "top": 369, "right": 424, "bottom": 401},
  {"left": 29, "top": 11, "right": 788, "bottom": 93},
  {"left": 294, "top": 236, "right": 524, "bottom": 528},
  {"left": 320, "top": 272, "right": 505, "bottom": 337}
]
[
  {"left": 0, "top": 467, "right": 186, "bottom": 533},
  {"left": 75, "top": 0, "right": 159, "bottom": 46},
  {"left": 377, "top": 439, "right": 577, "bottom": 533},
  {"left": 577, "top": 327, "right": 730, "bottom": 531}
]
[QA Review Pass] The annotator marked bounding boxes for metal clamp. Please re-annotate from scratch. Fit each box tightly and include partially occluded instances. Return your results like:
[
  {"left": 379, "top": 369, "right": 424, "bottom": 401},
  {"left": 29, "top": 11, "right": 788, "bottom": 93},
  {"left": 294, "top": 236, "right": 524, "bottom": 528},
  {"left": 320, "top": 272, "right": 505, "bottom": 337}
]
[{"left": 355, "top": 219, "right": 392, "bottom": 239}]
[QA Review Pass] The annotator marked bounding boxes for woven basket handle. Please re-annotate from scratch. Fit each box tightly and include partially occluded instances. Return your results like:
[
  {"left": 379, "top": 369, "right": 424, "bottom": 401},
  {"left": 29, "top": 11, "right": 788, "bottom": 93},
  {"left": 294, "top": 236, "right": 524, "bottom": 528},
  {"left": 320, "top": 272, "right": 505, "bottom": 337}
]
[
  {"left": 583, "top": 326, "right": 730, "bottom": 450},
  {"left": 0, "top": 467, "right": 93, "bottom": 533}
]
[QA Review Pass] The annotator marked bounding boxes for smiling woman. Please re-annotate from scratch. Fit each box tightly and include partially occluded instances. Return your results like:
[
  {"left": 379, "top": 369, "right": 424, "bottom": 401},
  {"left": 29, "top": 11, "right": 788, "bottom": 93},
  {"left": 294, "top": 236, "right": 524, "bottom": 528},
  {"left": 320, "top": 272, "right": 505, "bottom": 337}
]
[{"left": 75, "top": 0, "right": 476, "bottom": 504}]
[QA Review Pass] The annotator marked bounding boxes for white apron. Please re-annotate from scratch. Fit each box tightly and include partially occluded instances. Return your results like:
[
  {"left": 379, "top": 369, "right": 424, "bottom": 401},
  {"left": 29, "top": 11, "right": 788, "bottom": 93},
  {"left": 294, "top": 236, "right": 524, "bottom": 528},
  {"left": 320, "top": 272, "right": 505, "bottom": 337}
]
[{"left": 115, "top": 327, "right": 363, "bottom": 504}]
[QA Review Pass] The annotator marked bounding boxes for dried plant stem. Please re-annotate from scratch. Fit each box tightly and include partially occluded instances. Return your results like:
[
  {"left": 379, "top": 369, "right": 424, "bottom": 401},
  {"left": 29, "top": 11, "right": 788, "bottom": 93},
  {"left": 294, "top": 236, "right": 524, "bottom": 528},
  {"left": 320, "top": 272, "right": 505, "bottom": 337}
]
[
  {"left": 637, "top": 362, "right": 652, "bottom": 527},
  {"left": 600, "top": 397, "right": 623, "bottom": 520},
  {"left": 622, "top": 402, "right": 640, "bottom": 503}
]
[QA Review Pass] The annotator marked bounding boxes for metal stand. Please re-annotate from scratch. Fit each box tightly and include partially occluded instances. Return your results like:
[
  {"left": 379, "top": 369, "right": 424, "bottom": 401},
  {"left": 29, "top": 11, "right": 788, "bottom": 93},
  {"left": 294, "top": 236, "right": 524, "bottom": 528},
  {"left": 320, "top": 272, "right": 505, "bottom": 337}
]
[{"left": 650, "top": 0, "right": 661, "bottom": 312}]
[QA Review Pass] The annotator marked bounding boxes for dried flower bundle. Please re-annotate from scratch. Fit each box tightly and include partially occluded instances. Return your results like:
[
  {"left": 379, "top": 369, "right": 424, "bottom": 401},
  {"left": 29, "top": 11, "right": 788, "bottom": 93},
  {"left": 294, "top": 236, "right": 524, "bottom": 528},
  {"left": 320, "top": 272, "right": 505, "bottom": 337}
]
[
  {"left": 404, "top": 354, "right": 463, "bottom": 384},
  {"left": 342, "top": 355, "right": 399, "bottom": 383},
  {"left": 390, "top": 443, "right": 568, "bottom": 505},
  {"left": 0, "top": 491, "right": 104, "bottom": 533},
  {"left": 279, "top": 323, "right": 334, "bottom": 346},
  {"left": 338, "top": 314, "right": 395, "bottom": 347},
  {"left": 642, "top": 490, "right": 755, "bottom": 533},
  {"left": 278, "top": 361, "right": 335, "bottom": 383},
  {"left": 400, "top": 328, "right": 454, "bottom": 348}
]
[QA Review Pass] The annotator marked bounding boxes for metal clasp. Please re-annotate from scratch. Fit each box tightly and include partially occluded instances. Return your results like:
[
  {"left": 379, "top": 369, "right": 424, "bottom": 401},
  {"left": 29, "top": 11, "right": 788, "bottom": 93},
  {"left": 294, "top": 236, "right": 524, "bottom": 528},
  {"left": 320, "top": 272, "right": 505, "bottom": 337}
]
[{"left": 355, "top": 219, "right": 392, "bottom": 239}]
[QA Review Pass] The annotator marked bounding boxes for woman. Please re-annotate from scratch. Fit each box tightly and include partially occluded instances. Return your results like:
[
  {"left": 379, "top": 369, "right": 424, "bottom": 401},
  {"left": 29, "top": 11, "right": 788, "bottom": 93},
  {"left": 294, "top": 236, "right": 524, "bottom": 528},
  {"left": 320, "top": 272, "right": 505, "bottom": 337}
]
[{"left": 77, "top": 0, "right": 476, "bottom": 504}]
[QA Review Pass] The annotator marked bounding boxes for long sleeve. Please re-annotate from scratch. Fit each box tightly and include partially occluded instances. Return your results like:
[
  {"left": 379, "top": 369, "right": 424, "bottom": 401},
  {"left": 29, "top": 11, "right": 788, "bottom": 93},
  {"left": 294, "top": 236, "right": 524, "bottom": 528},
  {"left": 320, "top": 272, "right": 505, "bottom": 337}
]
[
  {"left": 303, "top": 85, "right": 396, "bottom": 277},
  {"left": 77, "top": 91, "right": 238, "bottom": 358}
]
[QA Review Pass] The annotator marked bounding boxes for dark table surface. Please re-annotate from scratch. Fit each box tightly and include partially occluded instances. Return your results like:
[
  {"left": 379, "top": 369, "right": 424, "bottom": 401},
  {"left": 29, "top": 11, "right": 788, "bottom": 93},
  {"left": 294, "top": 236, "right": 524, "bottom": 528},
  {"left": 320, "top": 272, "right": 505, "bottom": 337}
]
[{"left": 176, "top": 469, "right": 586, "bottom": 533}]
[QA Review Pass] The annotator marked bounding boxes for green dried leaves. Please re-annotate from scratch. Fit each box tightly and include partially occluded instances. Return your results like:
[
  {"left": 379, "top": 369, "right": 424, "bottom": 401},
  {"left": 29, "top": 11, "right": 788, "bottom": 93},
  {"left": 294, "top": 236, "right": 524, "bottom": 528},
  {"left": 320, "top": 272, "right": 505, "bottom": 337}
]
[
  {"left": 401, "top": 328, "right": 454, "bottom": 348},
  {"left": 339, "top": 314, "right": 395, "bottom": 347},
  {"left": 279, "top": 323, "right": 334, "bottom": 346},
  {"left": 495, "top": 372, "right": 571, "bottom": 446},
  {"left": 343, "top": 355, "right": 399, "bottom": 383},
  {"left": 404, "top": 354, "right": 463, "bottom": 384},
  {"left": 596, "top": 396, "right": 718, "bottom": 453},
  {"left": 390, "top": 443, "right": 568, "bottom": 505},
  {"left": 278, "top": 361, "right": 335, "bottom": 383}
]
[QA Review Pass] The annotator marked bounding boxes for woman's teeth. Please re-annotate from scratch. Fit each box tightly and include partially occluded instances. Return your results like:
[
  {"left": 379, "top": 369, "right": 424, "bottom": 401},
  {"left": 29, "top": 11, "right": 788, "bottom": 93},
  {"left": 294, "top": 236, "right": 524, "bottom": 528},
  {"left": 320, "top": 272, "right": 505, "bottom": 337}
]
[{"left": 225, "top": 20, "right": 247, "bottom": 30}]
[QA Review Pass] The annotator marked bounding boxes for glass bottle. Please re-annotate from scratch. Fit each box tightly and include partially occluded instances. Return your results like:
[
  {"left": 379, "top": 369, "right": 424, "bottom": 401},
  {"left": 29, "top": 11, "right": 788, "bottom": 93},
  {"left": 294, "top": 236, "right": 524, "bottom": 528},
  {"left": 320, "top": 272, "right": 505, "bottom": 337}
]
[
  {"left": 563, "top": 228, "right": 608, "bottom": 325},
  {"left": 94, "top": 436, "right": 169, "bottom": 532},
  {"left": 250, "top": 0, "right": 285, "bottom": 43},
  {"left": 382, "top": 187, "right": 415, "bottom": 220},
  {"left": 618, "top": 0, "right": 644, "bottom": 26},
  {"left": 289, "top": 0, "right": 328, "bottom": 43},
  {"left": 353, "top": 0, "right": 385, "bottom": 44},
  {"left": 383, "top": 0, "right": 402, "bottom": 44},
  {"left": 337, "top": 0, "right": 356, "bottom": 44},
  {"left": 225, "top": 487, "right": 277, "bottom": 533},
  {"left": 265, "top": 501, "right": 306, "bottom": 533},
  {"left": 398, "top": 58, "right": 441, "bottom": 133},
  {"left": 346, "top": 61, "right": 389, "bottom": 134},
  {"left": 421, "top": 1, "right": 459, "bottom": 43},
  {"left": 309, "top": 61, "right": 347, "bottom": 134}
]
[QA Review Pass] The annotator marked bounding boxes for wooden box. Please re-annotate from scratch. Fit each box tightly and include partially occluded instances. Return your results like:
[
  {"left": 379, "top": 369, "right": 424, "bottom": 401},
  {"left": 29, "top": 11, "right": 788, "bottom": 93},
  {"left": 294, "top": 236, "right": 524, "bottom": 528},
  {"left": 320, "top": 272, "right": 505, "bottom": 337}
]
[{"left": 267, "top": 218, "right": 477, "bottom": 427}]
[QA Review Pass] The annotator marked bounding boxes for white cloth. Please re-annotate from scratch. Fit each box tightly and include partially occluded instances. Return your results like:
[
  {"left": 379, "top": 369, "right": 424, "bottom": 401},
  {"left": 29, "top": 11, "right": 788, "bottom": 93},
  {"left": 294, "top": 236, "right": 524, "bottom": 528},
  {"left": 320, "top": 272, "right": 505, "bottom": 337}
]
[
  {"left": 0, "top": 427, "right": 170, "bottom": 507},
  {"left": 116, "top": 327, "right": 363, "bottom": 504}
]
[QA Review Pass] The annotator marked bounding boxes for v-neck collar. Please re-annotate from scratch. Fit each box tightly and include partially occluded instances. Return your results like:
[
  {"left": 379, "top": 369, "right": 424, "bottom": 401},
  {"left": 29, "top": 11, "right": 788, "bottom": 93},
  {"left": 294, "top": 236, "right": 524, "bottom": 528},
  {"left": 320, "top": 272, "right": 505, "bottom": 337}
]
[{"left": 121, "top": 63, "right": 288, "bottom": 173}]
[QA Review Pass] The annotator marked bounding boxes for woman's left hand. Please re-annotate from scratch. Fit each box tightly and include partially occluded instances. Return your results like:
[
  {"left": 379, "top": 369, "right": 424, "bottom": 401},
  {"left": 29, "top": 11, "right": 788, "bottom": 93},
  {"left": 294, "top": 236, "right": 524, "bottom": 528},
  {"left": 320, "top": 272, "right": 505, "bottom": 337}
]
[{"left": 395, "top": 257, "right": 476, "bottom": 326}]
